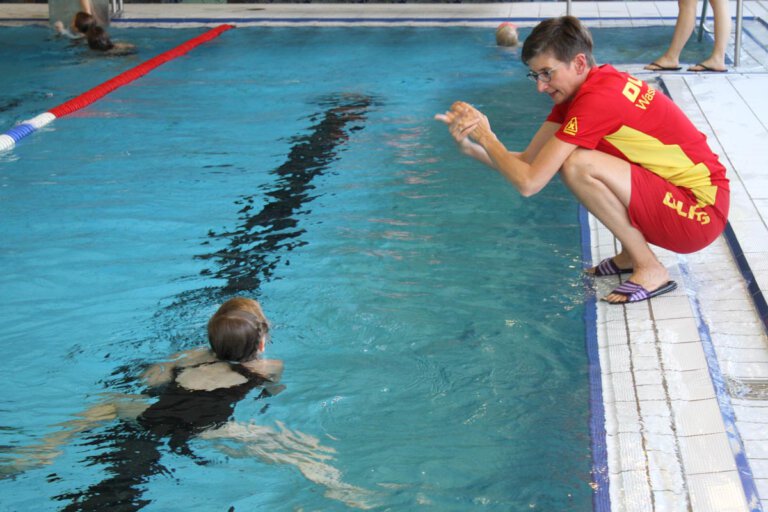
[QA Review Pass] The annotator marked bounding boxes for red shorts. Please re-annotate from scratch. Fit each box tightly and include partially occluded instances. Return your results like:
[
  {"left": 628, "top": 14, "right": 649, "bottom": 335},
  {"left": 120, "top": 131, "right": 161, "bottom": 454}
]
[{"left": 628, "top": 164, "right": 729, "bottom": 254}]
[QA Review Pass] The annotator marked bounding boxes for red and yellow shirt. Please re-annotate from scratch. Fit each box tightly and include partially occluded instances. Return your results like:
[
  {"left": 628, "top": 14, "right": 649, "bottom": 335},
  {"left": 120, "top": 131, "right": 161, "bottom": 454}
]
[{"left": 546, "top": 64, "right": 728, "bottom": 207}]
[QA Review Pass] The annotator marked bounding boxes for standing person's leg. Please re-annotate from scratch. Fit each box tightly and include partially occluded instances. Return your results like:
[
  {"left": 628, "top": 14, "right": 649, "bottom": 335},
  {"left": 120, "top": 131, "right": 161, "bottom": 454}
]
[
  {"left": 559, "top": 149, "right": 674, "bottom": 303},
  {"left": 644, "top": 0, "right": 698, "bottom": 70},
  {"left": 688, "top": 0, "right": 731, "bottom": 71}
]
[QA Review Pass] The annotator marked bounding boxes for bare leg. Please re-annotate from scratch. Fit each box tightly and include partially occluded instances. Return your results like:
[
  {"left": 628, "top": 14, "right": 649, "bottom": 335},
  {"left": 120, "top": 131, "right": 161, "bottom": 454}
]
[
  {"left": 644, "top": 0, "right": 698, "bottom": 70},
  {"left": 689, "top": 0, "right": 731, "bottom": 70},
  {"left": 560, "top": 149, "right": 671, "bottom": 303}
]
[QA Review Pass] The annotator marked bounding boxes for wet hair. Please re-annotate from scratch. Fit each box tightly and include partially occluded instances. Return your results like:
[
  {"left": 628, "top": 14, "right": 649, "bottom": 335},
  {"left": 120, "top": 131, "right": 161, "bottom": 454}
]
[
  {"left": 86, "top": 25, "right": 114, "bottom": 52},
  {"left": 521, "top": 16, "right": 596, "bottom": 67},
  {"left": 73, "top": 11, "right": 95, "bottom": 34},
  {"left": 207, "top": 298, "right": 270, "bottom": 362},
  {"left": 214, "top": 297, "right": 267, "bottom": 320}
]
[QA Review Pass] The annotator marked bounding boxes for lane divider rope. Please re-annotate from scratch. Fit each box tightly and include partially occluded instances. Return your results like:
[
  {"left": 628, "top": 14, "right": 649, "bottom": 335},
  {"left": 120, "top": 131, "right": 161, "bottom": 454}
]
[{"left": 0, "top": 23, "right": 234, "bottom": 152}]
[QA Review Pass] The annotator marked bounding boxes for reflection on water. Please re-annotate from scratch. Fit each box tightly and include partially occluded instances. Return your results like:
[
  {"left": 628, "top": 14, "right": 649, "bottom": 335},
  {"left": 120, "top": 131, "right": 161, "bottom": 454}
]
[
  {"left": 47, "top": 93, "right": 377, "bottom": 511},
  {"left": 197, "top": 93, "right": 375, "bottom": 296}
]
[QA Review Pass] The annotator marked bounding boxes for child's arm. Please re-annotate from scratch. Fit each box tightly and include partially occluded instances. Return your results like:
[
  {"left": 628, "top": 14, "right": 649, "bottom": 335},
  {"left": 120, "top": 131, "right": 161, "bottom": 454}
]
[
  {"left": 244, "top": 358, "right": 284, "bottom": 383},
  {"left": 54, "top": 20, "right": 84, "bottom": 39},
  {"left": 0, "top": 394, "right": 148, "bottom": 477}
]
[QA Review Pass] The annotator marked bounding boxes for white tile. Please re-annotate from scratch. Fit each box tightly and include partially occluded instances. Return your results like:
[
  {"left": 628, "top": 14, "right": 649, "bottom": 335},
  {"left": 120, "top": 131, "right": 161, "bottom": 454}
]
[
  {"left": 743, "top": 437, "right": 768, "bottom": 459},
  {"left": 634, "top": 368, "right": 664, "bottom": 387},
  {"left": 667, "top": 368, "right": 716, "bottom": 401},
  {"left": 731, "top": 220, "right": 768, "bottom": 253},
  {"left": 739, "top": 421, "right": 768, "bottom": 442},
  {"left": 632, "top": 342, "right": 659, "bottom": 359},
  {"left": 644, "top": 431, "right": 678, "bottom": 453},
  {"left": 679, "top": 433, "right": 738, "bottom": 474},
  {"left": 672, "top": 398, "right": 726, "bottom": 437},
  {"left": 710, "top": 317, "right": 766, "bottom": 336},
  {"left": 755, "top": 479, "right": 768, "bottom": 507},
  {"left": 749, "top": 458, "right": 768, "bottom": 477},
  {"left": 639, "top": 398, "right": 674, "bottom": 419},
  {"left": 642, "top": 411, "right": 675, "bottom": 435},
  {"left": 650, "top": 295, "right": 693, "bottom": 320},
  {"left": 732, "top": 402, "right": 768, "bottom": 423},
  {"left": 618, "top": 431, "right": 650, "bottom": 472},
  {"left": 661, "top": 342, "right": 708, "bottom": 372},
  {"left": 687, "top": 472, "right": 751, "bottom": 512},
  {"left": 612, "top": 371, "right": 639, "bottom": 402},
  {"left": 726, "top": 348, "right": 768, "bottom": 364},
  {"left": 608, "top": 345, "right": 632, "bottom": 373},
  {"left": 570, "top": 2, "right": 601, "bottom": 18},
  {"left": 633, "top": 354, "right": 663, "bottom": 373},
  {"left": 724, "top": 361, "right": 768, "bottom": 380},
  {"left": 652, "top": 490, "right": 690, "bottom": 512},
  {"left": 654, "top": 2, "right": 680, "bottom": 17},
  {"left": 637, "top": 382, "right": 668, "bottom": 401},
  {"left": 614, "top": 400, "right": 642, "bottom": 433},
  {"left": 626, "top": 2, "right": 663, "bottom": 18},
  {"left": 618, "top": 469, "right": 654, "bottom": 512},
  {"left": 598, "top": 2, "right": 631, "bottom": 16},
  {"left": 656, "top": 317, "right": 701, "bottom": 344}
]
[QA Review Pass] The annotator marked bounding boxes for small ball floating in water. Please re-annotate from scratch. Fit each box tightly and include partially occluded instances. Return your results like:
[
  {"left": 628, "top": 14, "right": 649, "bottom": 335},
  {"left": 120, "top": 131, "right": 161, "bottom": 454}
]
[{"left": 495, "top": 22, "right": 519, "bottom": 47}]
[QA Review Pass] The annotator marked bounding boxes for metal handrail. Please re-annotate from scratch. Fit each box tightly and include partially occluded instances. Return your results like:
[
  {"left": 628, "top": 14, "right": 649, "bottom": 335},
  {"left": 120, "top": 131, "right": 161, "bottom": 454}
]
[{"left": 734, "top": 0, "right": 743, "bottom": 67}]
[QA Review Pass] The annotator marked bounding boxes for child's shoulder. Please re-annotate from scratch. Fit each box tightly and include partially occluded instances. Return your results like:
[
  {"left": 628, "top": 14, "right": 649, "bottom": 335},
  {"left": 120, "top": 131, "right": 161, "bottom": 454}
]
[{"left": 176, "top": 361, "right": 249, "bottom": 392}]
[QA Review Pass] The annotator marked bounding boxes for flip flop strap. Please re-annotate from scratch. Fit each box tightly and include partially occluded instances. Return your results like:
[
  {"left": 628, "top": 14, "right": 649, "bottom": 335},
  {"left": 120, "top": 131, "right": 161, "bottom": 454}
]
[
  {"left": 596, "top": 258, "right": 620, "bottom": 276},
  {"left": 612, "top": 281, "right": 649, "bottom": 301}
]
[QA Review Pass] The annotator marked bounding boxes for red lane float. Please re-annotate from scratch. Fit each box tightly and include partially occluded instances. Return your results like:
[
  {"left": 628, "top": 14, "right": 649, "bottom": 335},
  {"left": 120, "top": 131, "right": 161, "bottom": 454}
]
[{"left": 0, "top": 24, "right": 234, "bottom": 152}]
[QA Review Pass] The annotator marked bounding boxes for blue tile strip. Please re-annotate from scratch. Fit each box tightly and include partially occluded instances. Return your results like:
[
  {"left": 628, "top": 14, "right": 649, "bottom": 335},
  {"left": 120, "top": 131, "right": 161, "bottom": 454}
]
[
  {"left": 723, "top": 222, "right": 768, "bottom": 332},
  {"left": 579, "top": 204, "right": 611, "bottom": 512}
]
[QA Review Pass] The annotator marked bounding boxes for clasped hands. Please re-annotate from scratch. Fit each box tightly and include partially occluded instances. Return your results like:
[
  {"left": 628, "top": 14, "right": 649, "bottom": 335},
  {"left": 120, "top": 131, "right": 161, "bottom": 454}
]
[{"left": 434, "top": 101, "right": 495, "bottom": 146}]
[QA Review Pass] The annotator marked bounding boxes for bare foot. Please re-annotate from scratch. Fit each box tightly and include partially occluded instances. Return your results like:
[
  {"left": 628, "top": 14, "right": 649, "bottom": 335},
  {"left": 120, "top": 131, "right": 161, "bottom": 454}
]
[
  {"left": 644, "top": 59, "right": 681, "bottom": 71},
  {"left": 687, "top": 60, "right": 727, "bottom": 73}
]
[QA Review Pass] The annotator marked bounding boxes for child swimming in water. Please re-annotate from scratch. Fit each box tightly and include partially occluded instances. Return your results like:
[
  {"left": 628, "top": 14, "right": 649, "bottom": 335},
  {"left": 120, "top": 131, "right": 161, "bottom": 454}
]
[{"left": 2, "top": 297, "right": 374, "bottom": 509}]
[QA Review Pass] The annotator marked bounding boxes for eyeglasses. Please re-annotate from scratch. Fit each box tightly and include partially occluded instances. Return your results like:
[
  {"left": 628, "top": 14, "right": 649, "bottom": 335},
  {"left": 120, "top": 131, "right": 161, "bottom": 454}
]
[{"left": 526, "top": 64, "right": 562, "bottom": 83}]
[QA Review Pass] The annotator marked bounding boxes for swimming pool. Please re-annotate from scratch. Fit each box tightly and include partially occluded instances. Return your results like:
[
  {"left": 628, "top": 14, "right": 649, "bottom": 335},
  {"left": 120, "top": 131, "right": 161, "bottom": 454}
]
[{"left": 0, "top": 24, "right": 713, "bottom": 511}]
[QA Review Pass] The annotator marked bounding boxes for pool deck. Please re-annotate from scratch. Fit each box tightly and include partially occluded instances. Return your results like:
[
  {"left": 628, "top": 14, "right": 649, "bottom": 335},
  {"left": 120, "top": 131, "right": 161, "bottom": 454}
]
[{"left": 2, "top": 2, "right": 768, "bottom": 511}]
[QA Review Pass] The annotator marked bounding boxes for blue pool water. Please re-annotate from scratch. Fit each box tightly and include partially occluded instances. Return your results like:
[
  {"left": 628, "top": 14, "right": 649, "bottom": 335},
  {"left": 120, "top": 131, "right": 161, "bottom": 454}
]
[{"left": 0, "top": 24, "right": 717, "bottom": 511}]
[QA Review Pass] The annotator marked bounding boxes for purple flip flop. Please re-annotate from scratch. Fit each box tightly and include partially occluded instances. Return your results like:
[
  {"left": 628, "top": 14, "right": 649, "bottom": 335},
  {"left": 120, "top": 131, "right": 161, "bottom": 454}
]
[
  {"left": 588, "top": 257, "right": 634, "bottom": 277},
  {"left": 602, "top": 280, "right": 677, "bottom": 304}
]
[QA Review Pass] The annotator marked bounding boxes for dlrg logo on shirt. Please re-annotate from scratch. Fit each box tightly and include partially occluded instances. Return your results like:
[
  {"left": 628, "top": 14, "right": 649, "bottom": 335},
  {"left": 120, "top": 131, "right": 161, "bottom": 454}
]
[
  {"left": 622, "top": 76, "right": 657, "bottom": 110},
  {"left": 662, "top": 192, "right": 711, "bottom": 225}
]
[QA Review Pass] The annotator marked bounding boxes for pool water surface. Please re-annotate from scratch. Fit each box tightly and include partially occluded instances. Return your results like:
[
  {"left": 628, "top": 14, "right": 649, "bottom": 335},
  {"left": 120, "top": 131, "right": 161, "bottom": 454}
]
[{"left": 0, "top": 24, "right": 714, "bottom": 511}]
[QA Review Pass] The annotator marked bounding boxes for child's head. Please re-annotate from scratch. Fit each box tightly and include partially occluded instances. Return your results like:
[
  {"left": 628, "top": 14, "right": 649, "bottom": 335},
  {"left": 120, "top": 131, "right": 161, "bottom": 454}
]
[
  {"left": 86, "top": 25, "right": 114, "bottom": 51},
  {"left": 207, "top": 297, "right": 270, "bottom": 362},
  {"left": 73, "top": 11, "right": 95, "bottom": 34}
]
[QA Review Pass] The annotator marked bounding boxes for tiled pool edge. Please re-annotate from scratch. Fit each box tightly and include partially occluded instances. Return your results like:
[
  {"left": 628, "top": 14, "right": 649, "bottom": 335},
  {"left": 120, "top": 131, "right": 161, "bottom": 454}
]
[
  {"left": 587, "top": 218, "right": 762, "bottom": 512},
  {"left": 678, "top": 253, "right": 764, "bottom": 511},
  {"left": 581, "top": 205, "right": 612, "bottom": 512}
]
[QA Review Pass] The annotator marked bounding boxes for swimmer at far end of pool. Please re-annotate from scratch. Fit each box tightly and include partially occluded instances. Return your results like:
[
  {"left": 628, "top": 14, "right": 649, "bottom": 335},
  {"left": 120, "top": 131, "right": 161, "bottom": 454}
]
[
  {"left": 53, "top": 0, "right": 136, "bottom": 55},
  {"left": 495, "top": 22, "right": 519, "bottom": 47}
]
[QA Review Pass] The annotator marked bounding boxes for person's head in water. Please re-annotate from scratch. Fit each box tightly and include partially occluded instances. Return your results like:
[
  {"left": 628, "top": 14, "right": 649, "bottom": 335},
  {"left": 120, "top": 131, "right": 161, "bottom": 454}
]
[
  {"left": 521, "top": 15, "right": 596, "bottom": 67},
  {"left": 207, "top": 297, "right": 270, "bottom": 362},
  {"left": 86, "top": 25, "right": 114, "bottom": 51},
  {"left": 73, "top": 11, "right": 96, "bottom": 34}
]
